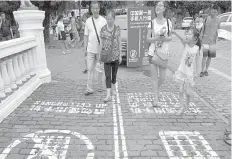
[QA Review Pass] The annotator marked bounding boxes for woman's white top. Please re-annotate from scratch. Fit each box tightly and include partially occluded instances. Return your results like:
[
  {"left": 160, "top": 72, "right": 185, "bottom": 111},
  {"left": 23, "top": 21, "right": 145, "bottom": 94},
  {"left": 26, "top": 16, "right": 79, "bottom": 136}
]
[
  {"left": 57, "top": 21, "right": 65, "bottom": 32},
  {"left": 148, "top": 19, "right": 172, "bottom": 57}
]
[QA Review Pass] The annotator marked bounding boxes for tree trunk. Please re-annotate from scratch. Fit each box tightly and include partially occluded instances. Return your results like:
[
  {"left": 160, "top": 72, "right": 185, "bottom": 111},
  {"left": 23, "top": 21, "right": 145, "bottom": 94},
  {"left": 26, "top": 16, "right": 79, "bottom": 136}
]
[
  {"left": 79, "top": 0, "right": 81, "bottom": 18},
  {"left": 43, "top": 10, "right": 51, "bottom": 45}
]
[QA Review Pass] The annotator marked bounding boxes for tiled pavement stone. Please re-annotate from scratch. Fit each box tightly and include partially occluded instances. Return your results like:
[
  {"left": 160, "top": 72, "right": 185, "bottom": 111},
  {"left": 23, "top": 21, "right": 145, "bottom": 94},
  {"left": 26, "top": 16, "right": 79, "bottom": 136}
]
[{"left": 0, "top": 33, "right": 231, "bottom": 158}]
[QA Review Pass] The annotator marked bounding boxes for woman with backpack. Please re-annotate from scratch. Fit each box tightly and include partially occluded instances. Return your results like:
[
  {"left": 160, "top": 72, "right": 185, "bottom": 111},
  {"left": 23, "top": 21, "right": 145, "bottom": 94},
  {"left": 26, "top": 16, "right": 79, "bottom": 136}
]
[{"left": 146, "top": 1, "right": 172, "bottom": 107}]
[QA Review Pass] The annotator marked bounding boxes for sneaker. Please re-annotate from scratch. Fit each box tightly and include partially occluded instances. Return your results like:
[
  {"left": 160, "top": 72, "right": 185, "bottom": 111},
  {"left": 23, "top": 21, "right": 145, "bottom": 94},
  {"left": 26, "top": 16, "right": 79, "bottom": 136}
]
[
  {"left": 200, "top": 72, "right": 204, "bottom": 77},
  {"left": 204, "top": 71, "right": 209, "bottom": 76}
]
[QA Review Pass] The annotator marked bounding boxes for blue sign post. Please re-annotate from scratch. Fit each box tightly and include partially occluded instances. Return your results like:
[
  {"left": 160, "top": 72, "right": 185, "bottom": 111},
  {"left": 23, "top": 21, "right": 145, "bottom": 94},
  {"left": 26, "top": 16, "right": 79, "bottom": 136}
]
[{"left": 127, "top": 7, "right": 154, "bottom": 67}]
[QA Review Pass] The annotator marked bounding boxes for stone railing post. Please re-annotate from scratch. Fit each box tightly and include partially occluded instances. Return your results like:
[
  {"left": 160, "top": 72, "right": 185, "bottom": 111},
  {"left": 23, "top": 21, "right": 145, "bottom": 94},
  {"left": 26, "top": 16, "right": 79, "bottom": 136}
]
[{"left": 13, "top": 9, "right": 51, "bottom": 83}]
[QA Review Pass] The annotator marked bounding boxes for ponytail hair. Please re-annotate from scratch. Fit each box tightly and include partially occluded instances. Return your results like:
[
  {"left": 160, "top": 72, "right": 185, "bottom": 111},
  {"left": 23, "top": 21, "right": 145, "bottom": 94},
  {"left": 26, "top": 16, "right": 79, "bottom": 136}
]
[{"left": 189, "top": 27, "right": 202, "bottom": 51}]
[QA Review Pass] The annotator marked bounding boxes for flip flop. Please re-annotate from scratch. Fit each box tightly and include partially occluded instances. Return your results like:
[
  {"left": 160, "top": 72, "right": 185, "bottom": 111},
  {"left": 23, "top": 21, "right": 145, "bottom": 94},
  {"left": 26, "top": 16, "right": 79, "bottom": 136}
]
[
  {"left": 223, "top": 129, "right": 231, "bottom": 146},
  {"left": 84, "top": 90, "right": 93, "bottom": 96},
  {"left": 103, "top": 96, "right": 111, "bottom": 103}
]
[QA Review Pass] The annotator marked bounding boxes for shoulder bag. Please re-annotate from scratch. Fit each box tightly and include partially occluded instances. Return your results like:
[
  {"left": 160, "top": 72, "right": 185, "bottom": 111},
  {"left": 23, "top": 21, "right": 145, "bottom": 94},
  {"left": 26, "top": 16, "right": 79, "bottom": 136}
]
[
  {"left": 92, "top": 17, "right": 100, "bottom": 45},
  {"left": 100, "top": 25, "right": 116, "bottom": 63}
]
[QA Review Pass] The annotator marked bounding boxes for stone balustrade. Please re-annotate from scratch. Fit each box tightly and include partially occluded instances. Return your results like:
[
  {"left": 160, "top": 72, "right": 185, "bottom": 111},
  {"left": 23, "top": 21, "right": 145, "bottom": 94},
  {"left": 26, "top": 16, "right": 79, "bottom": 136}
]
[{"left": 0, "top": 37, "right": 42, "bottom": 122}]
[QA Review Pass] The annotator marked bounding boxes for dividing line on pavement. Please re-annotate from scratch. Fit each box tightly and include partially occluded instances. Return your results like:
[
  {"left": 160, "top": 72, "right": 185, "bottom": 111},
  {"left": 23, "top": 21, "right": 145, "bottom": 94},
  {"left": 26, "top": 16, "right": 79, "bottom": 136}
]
[
  {"left": 116, "top": 82, "right": 128, "bottom": 159},
  {"left": 209, "top": 67, "right": 231, "bottom": 81},
  {"left": 112, "top": 96, "right": 120, "bottom": 159}
]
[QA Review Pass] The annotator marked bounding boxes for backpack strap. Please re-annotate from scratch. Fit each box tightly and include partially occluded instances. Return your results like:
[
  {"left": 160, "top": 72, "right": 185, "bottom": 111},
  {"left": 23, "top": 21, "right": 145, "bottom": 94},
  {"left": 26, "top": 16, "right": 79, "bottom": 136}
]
[
  {"left": 150, "top": 20, "right": 153, "bottom": 37},
  {"left": 167, "top": 19, "right": 170, "bottom": 36}
]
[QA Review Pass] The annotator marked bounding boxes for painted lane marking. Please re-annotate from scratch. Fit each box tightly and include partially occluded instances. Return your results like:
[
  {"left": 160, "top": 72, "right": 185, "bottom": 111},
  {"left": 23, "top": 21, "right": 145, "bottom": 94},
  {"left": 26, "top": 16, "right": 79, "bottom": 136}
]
[
  {"left": 208, "top": 67, "right": 231, "bottom": 81},
  {"left": 127, "top": 92, "right": 202, "bottom": 114},
  {"left": 30, "top": 101, "right": 107, "bottom": 115},
  {"left": 0, "top": 130, "right": 94, "bottom": 159},
  {"left": 159, "top": 131, "right": 220, "bottom": 159},
  {"left": 112, "top": 96, "right": 120, "bottom": 159},
  {"left": 27, "top": 135, "right": 71, "bottom": 159},
  {"left": 116, "top": 82, "right": 128, "bottom": 159}
]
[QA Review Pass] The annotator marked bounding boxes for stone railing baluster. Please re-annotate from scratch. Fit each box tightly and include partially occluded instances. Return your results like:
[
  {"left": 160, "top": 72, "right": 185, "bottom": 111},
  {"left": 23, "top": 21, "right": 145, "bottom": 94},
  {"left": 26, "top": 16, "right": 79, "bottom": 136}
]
[
  {"left": 31, "top": 47, "right": 38, "bottom": 74},
  {"left": 23, "top": 51, "right": 31, "bottom": 79},
  {"left": 0, "top": 59, "right": 12, "bottom": 94},
  {"left": 12, "top": 55, "right": 23, "bottom": 86},
  {"left": 0, "top": 71, "right": 6, "bottom": 99},
  {"left": 18, "top": 54, "right": 27, "bottom": 82},
  {"left": 28, "top": 49, "right": 35, "bottom": 76},
  {"left": 6, "top": 57, "right": 17, "bottom": 90}
]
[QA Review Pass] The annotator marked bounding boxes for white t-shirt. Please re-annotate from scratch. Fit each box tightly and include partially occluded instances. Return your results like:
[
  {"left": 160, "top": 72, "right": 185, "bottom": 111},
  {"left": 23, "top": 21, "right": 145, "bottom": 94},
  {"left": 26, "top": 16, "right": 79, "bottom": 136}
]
[
  {"left": 84, "top": 16, "right": 107, "bottom": 53},
  {"left": 148, "top": 19, "right": 172, "bottom": 57},
  {"left": 57, "top": 21, "right": 65, "bottom": 32}
]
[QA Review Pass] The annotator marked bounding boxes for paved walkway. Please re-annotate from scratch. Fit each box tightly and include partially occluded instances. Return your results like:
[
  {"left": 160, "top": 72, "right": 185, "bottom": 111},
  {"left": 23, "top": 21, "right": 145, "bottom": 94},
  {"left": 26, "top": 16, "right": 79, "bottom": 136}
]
[{"left": 0, "top": 31, "right": 231, "bottom": 159}]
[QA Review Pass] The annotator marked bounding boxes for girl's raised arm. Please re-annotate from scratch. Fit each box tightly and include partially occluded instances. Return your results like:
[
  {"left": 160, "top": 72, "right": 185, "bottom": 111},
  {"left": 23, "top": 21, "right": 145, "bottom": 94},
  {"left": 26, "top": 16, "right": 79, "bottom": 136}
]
[{"left": 172, "top": 30, "right": 186, "bottom": 45}]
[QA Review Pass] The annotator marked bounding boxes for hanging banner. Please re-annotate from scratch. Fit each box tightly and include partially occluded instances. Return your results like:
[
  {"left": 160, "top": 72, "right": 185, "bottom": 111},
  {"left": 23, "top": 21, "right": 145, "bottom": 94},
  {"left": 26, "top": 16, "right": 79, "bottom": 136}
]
[{"left": 127, "top": 7, "right": 154, "bottom": 67}]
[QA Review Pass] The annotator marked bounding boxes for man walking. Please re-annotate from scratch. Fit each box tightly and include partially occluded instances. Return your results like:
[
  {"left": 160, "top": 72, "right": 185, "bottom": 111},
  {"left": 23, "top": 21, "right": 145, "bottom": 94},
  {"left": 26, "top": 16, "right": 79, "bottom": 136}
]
[
  {"left": 200, "top": 4, "right": 221, "bottom": 77},
  {"left": 69, "top": 11, "right": 79, "bottom": 48},
  {"left": 83, "top": 1, "right": 107, "bottom": 95}
]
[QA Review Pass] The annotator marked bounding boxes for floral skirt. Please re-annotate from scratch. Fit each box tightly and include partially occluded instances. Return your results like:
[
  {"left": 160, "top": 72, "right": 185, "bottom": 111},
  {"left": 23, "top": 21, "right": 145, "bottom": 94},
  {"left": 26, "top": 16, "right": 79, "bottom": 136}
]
[{"left": 173, "top": 70, "right": 195, "bottom": 87}]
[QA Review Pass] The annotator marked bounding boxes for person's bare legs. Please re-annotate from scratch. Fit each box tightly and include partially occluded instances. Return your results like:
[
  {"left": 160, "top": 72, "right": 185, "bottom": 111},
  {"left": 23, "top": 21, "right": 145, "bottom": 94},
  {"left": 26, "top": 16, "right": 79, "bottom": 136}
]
[
  {"left": 204, "top": 57, "right": 211, "bottom": 76},
  {"left": 177, "top": 83, "right": 184, "bottom": 115},
  {"left": 64, "top": 40, "right": 70, "bottom": 53},
  {"left": 59, "top": 40, "right": 66, "bottom": 54},
  {"left": 85, "top": 53, "right": 97, "bottom": 94},
  {"left": 201, "top": 57, "right": 207, "bottom": 73},
  {"left": 158, "top": 66, "right": 167, "bottom": 92},
  {"left": 150, "top": 63, "right": 159, "bottom": 106}
]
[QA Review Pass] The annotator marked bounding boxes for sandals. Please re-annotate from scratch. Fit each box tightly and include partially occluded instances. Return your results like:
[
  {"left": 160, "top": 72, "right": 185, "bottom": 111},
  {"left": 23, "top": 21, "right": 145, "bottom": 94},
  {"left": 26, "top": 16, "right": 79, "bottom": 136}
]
[
  {"left": 200, "top": 72, "right": 204, "bottom": 77},
  {"left": 111, "top": 89, "right": 116, "bottom": 95},
  {"left": 204, "top": 71, "right": 209, "bottom": 76},
  {"left": 224, "top": 128, "right": 231, "bottom": 146},
  {"left": 84, "top": 90, "right": 93, "bottom": 96},
  {"left": 152, "top": 100, "right": 162, "bottom": 107},
  {"left": 103, "top": 96, "right": 111, "bottom": 103}
]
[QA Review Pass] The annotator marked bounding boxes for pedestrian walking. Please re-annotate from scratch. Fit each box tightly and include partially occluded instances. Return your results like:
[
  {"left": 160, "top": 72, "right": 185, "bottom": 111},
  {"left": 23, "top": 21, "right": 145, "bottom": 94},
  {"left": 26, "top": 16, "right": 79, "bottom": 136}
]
[
  {"left": 82, "top": 16, "right": 88, "bottom": 74},
  {"left": 0, "top": 12, "right": 13, "bottom": 42},
  {"left": 146, "top": 1, "right": 172, "bottom": 107},
  {"left": 69, "top": 11, "right": 79, "bottom": 48},
  {"left": 172, "top": 28, "right": 201, "bottom": 114},
  {"left": 99, "top": 10, "right": 122, "bottom": 102},
  {"left": 200, "top": 4, "right": 221, "bottom": 77},
  {"left": 84, "top": 1, "right": 107, "bottom": 95},
  {"left": 56, "top": 15, "right": 70, "bottom": 54},
  {"left": 78, "top": 17, "right": 85, "bottom": 48}
]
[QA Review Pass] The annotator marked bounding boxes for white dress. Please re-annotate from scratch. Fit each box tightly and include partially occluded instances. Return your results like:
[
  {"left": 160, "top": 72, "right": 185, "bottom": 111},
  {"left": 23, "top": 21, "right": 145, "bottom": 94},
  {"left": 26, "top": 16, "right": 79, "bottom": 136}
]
[{"left": 173, "top": 44, "right": 199, "bottom": 86}]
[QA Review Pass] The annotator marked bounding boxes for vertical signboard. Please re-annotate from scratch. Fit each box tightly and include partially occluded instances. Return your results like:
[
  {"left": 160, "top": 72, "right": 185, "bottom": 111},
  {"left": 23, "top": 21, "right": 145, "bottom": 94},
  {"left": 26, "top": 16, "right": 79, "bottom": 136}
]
[{"left": 127, "top": 7, "right": 154, "bottom": 67}]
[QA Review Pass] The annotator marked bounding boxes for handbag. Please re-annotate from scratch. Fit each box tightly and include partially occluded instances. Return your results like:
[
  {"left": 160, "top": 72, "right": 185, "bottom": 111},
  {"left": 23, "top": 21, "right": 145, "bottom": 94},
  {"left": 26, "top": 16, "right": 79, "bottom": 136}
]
[
  {"left": 100, "top": 26, "right": 116, "bottom": 63},
  {"left": 152, "top": 52, "right": 168, "bottom": 69}
]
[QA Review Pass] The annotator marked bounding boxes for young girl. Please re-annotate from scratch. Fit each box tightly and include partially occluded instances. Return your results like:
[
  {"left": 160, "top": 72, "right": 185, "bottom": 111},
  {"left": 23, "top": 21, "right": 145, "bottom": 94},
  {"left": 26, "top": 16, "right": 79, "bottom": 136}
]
[{"left": 172, "top": 28, "right": 201, "bottom": 114}]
